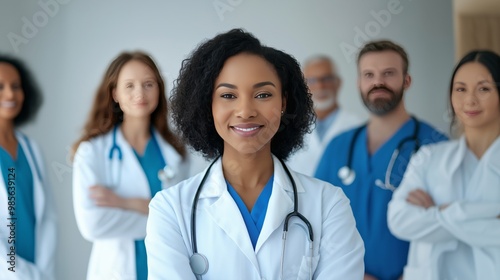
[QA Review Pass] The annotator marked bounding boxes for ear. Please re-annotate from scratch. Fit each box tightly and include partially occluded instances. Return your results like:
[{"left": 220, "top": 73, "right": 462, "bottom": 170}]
[
  {"left": 403, "top": 74, "right": 412, "bottom": 90},
  {"left": 112, "top": 89, "right": 117, "bottom": 103},
  {"left": 282, "top": 95, "right": 287, "bottom": 114}
]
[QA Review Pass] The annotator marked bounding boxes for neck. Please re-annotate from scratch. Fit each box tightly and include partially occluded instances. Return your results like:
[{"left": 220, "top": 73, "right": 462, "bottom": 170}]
[
  {"left": 0, "top": 120, "right": 16, "bottom": 141},
  {"left": 316, "top": 104, "right": 338, "bottom": 121},
  {"left": 464, "top": 124, "right": 500, "bottom": 159},
  {"left": 221, "top": 148, "right": 274, "bottom": 191},
  {"left": 120, "top": 116, "right": 151, "bottom": 146},
  {"left": 367, "top": 104, "right": 410, "bottom": 154}
]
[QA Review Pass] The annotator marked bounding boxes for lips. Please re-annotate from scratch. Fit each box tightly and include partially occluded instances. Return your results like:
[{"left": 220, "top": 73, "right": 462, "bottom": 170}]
[
  {"left": 0, "top": 101, "right": 17, "bottom": 108},
  {"left": 464, "top": 110, "right": 481, "bottom": 117},
  {"left": 369, "top": 88, "right": 392, "bottom": 96},
  {"left": 230, "top": 124, "right": 263, "bottom": 137}
]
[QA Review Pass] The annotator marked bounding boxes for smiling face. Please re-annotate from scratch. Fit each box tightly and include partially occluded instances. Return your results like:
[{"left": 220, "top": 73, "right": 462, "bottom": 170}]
[
  {"left": 451, "top": 62, "right": 500, "bottom": 132},
  {"left": 212, "top": 53, "right": 285, "bottom": 157},
  {"left": 113, "top": 59, "right": 159, "bottom": 120},
  {"left": 358, "top": 51, "right": 410, "bottom": 116},
  {"left": 0, "top": 62, "right": 24, "bottom": 123}
]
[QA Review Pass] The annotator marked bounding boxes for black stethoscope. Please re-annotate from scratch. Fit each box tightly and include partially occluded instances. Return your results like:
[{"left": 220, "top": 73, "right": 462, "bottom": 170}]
[
  {"left": 338, "top": 116, "right": 421, "bottom": 191},
  {"left": 189, "top": 157, "right": 314, "bottom": 280}
]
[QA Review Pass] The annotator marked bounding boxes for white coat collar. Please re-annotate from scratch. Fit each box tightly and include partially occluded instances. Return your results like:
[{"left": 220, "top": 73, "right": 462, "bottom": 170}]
[
  {"left": 197, "top": 154, "right": 303, "bottom": 269},
  {"left": 481, "top": 135, "right": 500, "bottom": 173},
  {"left": 114, "top": 125, "right": 183, "bottom": 167},
  {"left": 445, "top": 135, "right": 500, "bottom": 175},
  {"left": 444, "top": 137, "right": 468, "bottom": 175},
  {"left": 151, "top": 128, "right": 183, "bottom": 169},
  {"left": 198, "top": 155, "right": 304, "bottom": 199}
]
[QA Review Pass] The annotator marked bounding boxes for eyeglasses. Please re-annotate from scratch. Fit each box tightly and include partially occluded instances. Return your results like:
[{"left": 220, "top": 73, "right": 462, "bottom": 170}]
[{"left": 305, "top": 75, "right": 337, "bottom": 85}]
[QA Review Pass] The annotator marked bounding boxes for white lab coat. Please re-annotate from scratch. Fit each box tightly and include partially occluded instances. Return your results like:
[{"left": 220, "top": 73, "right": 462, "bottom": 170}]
[
  {"left": 287, "top": 109, "right": 362, "bottom": 176},
  {"left": 72, "top": 128, "right": 189, "bottom": 280},
  {"left": 387, "top": 137, "right": 500, "bottom": 280},
  {"left": 146, "top": 155, "right": 364, "bottom": 280},
  {"left": 0, "top": 131, "right": 57, "bottom": 280}
]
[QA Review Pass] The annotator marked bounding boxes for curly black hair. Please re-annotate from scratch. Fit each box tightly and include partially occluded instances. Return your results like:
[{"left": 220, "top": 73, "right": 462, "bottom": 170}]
[
  {"left": 170, "top": 28, "right": 315, "bottom": 160},
  {"left": 0, "top": 55, "right": 43, "bottom": 126}
]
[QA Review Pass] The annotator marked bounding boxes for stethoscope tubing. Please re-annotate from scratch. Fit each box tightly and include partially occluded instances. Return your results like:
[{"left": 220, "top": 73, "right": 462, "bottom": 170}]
[
  {"left": 340, "top": 116, "right": 421, "bottom": 188},
  {"left": 190, "top": 156, "right": 314, "bottom": 279}
]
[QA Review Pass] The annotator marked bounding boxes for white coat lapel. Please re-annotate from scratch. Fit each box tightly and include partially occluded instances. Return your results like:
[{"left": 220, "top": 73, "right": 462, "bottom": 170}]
[
  {"left": 201, "top": 159, "right": 260, "bottom": 271},
  {"left": 483, "top": 136, "right": 500, "bottom": 174},
  {"left": 467, "top": 136, "right": 500, "bottom": 200},
  {"left": 255, "top": 157, "right": 296, "bottom": 253},
  {"left": 444, "top": 137, "right": 467, "bottom": 176},
  {"left": 114, "top": 127, "right": 151, "bottom": 197},
  {"left": 16, "top": 132, "right": 45, "bottom": 223}
]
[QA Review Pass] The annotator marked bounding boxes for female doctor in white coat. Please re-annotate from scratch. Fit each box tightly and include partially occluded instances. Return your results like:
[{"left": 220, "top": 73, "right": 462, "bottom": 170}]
[
  {"left": 145, "top": 29, "right": 364, "bottom": 280},
  {"left": 388, "top": 50, "right": 500, "bottom": 280},
  {"left": 72, "top": 51, "right": 189, "bottom": 280},
  {"left": 0, "top": 56, "right": 56, "bottom": 280}
]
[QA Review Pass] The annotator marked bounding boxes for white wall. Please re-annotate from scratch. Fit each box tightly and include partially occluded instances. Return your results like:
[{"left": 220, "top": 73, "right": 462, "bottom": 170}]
[{"left": 0, "top": 0, "right": 453, "bottom": 279}]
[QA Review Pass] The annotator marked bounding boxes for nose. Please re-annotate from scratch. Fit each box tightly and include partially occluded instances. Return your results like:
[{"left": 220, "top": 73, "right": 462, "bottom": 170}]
[
  {"left": 0, "top": 85, "right": 16, "bottom": 99},
  {"left": 132, "top": 86, "right": 145, "bottom": 99},
  {"left": 373, "top": 78, "right": 385, "bottom": 88},
  {"left": 235, "top": 97, "right": 257, "bottom": 119},
  {"left": 464, "top": 92, "right": 479, "bottom": 106}
]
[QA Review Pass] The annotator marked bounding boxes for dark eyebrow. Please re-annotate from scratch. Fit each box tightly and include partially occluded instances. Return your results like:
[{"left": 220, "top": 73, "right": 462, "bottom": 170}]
[
  {"left": 478, "top": 80, "right": 492, "bottom": 85},
  {"left": 215, "top": 83, "right": 236, "bottom": 89},
  {"left": 253, "top": 81, "right": 276, "bottom": 89},
  {"left": 215, "top": 81, "right": 276, "bottom": 90}
]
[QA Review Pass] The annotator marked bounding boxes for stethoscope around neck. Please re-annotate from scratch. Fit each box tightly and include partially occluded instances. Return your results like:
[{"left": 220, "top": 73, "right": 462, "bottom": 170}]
[
  {"left": 108, "top": 125, "right": 176, "bottom": 186},
  {"left": 189, "top": 156, "right": 314, "bottom": 280},
  {"left": 338, "top": 116, "right": 421, "bottom": 191}
]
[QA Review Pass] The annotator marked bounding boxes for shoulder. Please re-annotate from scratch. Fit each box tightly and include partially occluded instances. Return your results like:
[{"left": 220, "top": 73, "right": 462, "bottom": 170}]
[
  {"left": 411, "top": 138, "right": 459, "bottom": 166},
  {"left": 151, "top": 170, "right": 205, "bottom": 212},
  {"left": 327, "top": 125, "right": 363, "bottom": 148},
  {"left": 293, "top": 170, "right": 347, "bottom": 202},
  {"left": 15, "top": 131, "right": 41, "bottom": 153},
  {"left": 415, "top": 119, "right": 448, "bottom": 144},
  {"left": 74, "top": 131, "right": 112, "bottom": 161}
]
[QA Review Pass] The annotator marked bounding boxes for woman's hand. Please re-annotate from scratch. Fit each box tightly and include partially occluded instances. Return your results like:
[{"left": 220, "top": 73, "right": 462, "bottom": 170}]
[
  {"left": 406, "top": 189, "right": 435, "bottom": 209},
  {"left": 89, "top": 185, "right": 150, "bottom": 215},
  {"left": 90, "top": 185, "right": 124, "bottom": 208}
]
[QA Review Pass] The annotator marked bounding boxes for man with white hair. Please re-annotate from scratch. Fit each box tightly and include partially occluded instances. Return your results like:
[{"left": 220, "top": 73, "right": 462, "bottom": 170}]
[{"left": 287, "top": 56, "right": 361, "bottom": 176}]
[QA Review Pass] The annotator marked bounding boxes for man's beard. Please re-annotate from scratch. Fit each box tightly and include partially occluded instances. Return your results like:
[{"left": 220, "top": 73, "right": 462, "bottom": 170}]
[
  {"left": 361, "top": 85, "right": 404, "bottom": 116},
  {"left": 312, "top": 90, "right": 337, "bottom": 111}
]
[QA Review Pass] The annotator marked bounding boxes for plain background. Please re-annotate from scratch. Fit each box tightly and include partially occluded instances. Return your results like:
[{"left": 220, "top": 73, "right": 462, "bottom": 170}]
[{"left": 1, "top": 0, "right": 454, "bottom": 279}]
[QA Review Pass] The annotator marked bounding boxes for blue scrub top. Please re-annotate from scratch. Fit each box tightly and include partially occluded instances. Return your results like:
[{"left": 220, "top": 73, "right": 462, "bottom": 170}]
[
  {"left": 1, "top": 143, "right": 35, "bottom": 264},
  {"left": 132, "top": 135, "right": 166, "bottom": 280},
  {"left": 315, "top": 118, "right": 447, "bottom": 280},
  {"left": 227, "top": 174, "right": 274, "bottom": 249}
]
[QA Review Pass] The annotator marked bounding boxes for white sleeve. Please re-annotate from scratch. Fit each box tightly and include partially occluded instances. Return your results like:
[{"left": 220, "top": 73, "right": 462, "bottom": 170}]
[
  {"left": 437, "top": 201, "right": 500, "bottom": 247},
  {"left": 146, "top": 191, "right": 197, "bottom": 280},
  {"left": 315, "top": 188, "right": 365, "bottom": 280},
  {"left": 388, "top": 147, "right": 456, "bottom": 243},
  {"left": 72, "top": 141, "right": 148, "bottom": 241}
]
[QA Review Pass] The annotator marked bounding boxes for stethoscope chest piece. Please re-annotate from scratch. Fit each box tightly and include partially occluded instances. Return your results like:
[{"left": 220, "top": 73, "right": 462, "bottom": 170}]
[
  {"left": 190, "top": 253, "right": 209, "bottom": 276},
  {"left": 338, "top": 166, "right": 355, "bottom": 186},
  {"left": 158, "top": 165, "right": 176, "bottom": 182}
]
